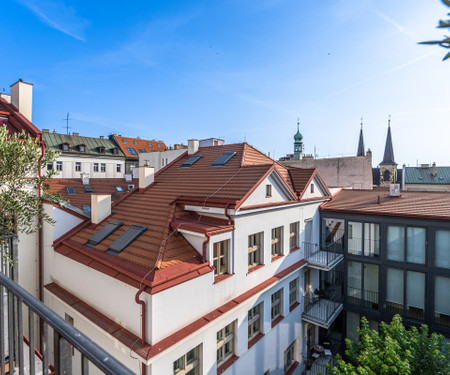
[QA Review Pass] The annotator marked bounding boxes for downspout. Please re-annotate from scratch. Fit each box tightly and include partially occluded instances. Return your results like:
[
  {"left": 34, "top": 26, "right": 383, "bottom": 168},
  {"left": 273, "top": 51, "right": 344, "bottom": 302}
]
[
  {"left": 134, "top": 287, "right": 147, "bottom": 375},
  {"left": 37, "top": 135, "right": 45, "bottom": 352},
  {"left": 224, "top": 203, "right": 232, "bottom": 225},
  {"left": 202, "top": 234, "right": 211, "bottom": 263}
]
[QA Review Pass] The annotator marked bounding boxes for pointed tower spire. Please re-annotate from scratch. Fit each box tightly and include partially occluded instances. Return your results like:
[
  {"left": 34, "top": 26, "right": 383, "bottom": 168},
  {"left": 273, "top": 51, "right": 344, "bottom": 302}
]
[
  {"left": 293, "top": 118, "right": 303, "bottom": 156},
  {"left": 380, "top": 115, "right": 396, "bottom": 165},
  {"left": 357, "top": 118, "right": 365, "bottom": 156}
]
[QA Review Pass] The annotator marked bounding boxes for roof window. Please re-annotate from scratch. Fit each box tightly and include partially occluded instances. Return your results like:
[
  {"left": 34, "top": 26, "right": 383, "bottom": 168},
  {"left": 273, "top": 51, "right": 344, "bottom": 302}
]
[
  {"left": 79, "top": 144, "right": 86, "bottom": 152},
  {"left": 84, "top": 186, "right": 93, "bottom": 193},
  {"left": 82, "top": 205, "right": 91, "bottom": 213},
  {"left": 62, "top": 143, "right": 69, "bottom": 151},
  {"left": 127, "top": 148, "right": 138, "bottom": 156},
  {"left": 134, "top": 141, "right": 138, "bottom": 144},
  {"left": 85, "top": 220, "right": 123, "bottom": 248},
  {"left": 212, "top": 152, "right": 236, "bottom": 166},
  {"left": 98, "top": 146, "right": 106, "bottom": 153},
  {"left": 106, "top": 225, "right": 147, "bottom": 255},
  {"left": 138, "top": 149, "right": 146, "bottom": 153},
  {"left": 115, "top": 186, "right": 124, "bottom": 192},
  {"left": 122, "top": 139, "right": 127, "bottom": 143},
  {"left": 180, "top": 155, "right": 202, "bottom": 168},
  {"left": 66, "top": 187, "right": 76, "bottom": 195},
  {"left": 147, "top": 142, "right": 152, "bottom": 146}
]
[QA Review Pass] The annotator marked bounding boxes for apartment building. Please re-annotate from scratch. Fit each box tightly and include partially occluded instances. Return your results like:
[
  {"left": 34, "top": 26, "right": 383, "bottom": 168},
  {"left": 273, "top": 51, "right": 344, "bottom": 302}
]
[
  {"left": 41, "top": 141, "right": 343, "bottom": 374},
  {"left": 320, "top": 187, "right": 450, "bottom": 342}
]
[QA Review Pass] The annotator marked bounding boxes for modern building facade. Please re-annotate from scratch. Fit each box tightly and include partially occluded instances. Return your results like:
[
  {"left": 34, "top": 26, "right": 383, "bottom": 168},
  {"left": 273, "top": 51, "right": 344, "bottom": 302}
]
[{"left": 320, "top": 188, "right": 450, "bottom": 342}]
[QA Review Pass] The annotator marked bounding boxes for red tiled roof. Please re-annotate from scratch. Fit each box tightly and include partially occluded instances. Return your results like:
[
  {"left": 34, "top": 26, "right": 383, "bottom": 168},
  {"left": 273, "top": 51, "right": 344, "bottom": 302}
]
[
  {"left": 321, "top": 188, "right": 450, "bottom": 220},
  {"left": 112, "top": 135, "right": 166, "bottom": 158},
  {"left": 288, "top": 168, "right": 316, "bottom": 194},
  {"left": 0, "top": 97, "right": 41, "bottom": 138},
  {"left": 47, "top": 178, "right": 137, "bottom": 211}
]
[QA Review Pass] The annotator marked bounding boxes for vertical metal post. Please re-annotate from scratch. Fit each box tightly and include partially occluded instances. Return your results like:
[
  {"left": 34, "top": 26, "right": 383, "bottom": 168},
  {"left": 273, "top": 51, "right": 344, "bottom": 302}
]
[
  {"left": 53, "top": 330, "right": 60, "bottom": 375},
  {"left": 29, "top": 310, "right": 35, "bottom": 375},
  {"left": 17, "top": 300, "right": 23, "bottom": 375},
  {"left": 81, "top": 354, "right": 89, "bottom": 375},
  {"left": 7, "top": 292, "right": 14, "bottom": 373},
  {"left": 42, "top": 322, "right": 48, "bottom": 375},
  {"left": 0, "top": 283, "right": 4, "bottom": 375}
]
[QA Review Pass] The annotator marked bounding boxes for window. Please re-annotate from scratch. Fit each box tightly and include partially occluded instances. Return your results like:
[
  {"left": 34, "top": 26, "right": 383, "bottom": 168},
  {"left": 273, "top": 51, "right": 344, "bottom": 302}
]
[
  {"left": 93, "top": 163, "right": 99, "bottom": 172},
  {"left": 56, "top": 161, "right": 63, "bottom": 171},
  {"left": 289, "top": 278, "right": 298, "bottom": 308},
  {"left": 115, "top": 186, "right": 124, "bottom": 192},
  {"left": 75, "top": 162, "right": 81, "bottom": 172},
  {"left": 406, "top": 271, "right": 425, "bottom": 320},
  {"left": 346, "top": 311, "right": 360, "bottom": 343},
  {"left": 82, "top": 205, "right": 91, "bottom": 213},
  {"left": 213, "top": 240, "right": 229, "bottom": 277},
  {"left": 113, "top": 148, "right": 119, "bottom": 154},
  {"left": 134, "top": 141, "right": 138, "bottom": 144},
  {"left": 66, "top": 187, "right": 76, "bottom": 195},
  {"left": 348, "top": 222, "right": 363, "bottom": 255},
  {"left": 387, "top": 226, "right": 404, "bottom": 261},
  {"left": 217, "top": 322, "right": 235, "bottom": 367},
  {"left": 364, "top": 223, "right": 380, "bottom": 257},
  {"left": 436, "top": 230, "right": 450, "bottom": 269},
  {"left": 157, "top": 143, "right": 161, "bottom": 147},
  {"left": 98, "top": 146, "right": 105, "bottom": 154},
  {"left": 116, "top": 164, "right": 121, "bottom": 173},
  {"left": 212, "top": 152, "right": 236, "bottom": 166},
  {"left": 284, "top": 340, "right": 297, "bottom": 373},
  {"left": 122, "top": 139, "right": 127, "bottom": 143},
  {"left": 406, "top": 227, "right": 426, "bottom": 264},
  {"left": 248, "top": 232, "right": 263, "bottom": 268},
  {"left": 79, "top": 145, "right": 85, "bottom": 152},
  {"left": 148, "top": 142, "right": 152, "bottom": 146},
  {"left": 180, "top": 155, "right": 202, "bottom": 168},
  {"left": 289, "top": 222, "right": 299, "bottom": 250},
  {"left": 271, "top": 227, "right": 283, "bottom": 257},
  {"left": 101, "top": 163, "right": 106, "bottom": 172},
  {"left": 271, "top": 289, "right": 282, "bottom": 321},
  {"left": 62, "top": 143, "right": 69, "bottom": 151},
  {"left": 310, "top": 183, "right": 314, "bottom": 193},
  {"left": 173, "top": 345, "right": 200, "bottom": 375},
  {"left": 127, "top": 148, "right": 138, "bottom": 155},
  {"left": 47, "top": 162, "right": 53, "bottom": 170},
  {"left": 386, "top": 268, "right": 403, "bottom": 314},
  {"left": 266, "top": 184, "right": 272, "bottom": 197},
  {"left": 138, "top": 149, "right": 146, "bottom": 153},
  {"left": 435, "top": 276, "right": 450, "bottom": 328},
  {"left": 248, "top": 303, "right": 262, "bottom": 340},
  {"left": 83, "top": 186, "right": 93, "bottom": 193}
]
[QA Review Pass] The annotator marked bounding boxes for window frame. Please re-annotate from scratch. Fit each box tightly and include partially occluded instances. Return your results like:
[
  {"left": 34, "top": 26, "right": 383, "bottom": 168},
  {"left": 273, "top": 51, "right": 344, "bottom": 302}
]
[
  {"left": 93, "top": 163, "right": 99, "bottom": 172},
  {"left": 100, "top": 163, "right": 106, "bottom": 172},
  {"left": 271, "top": 226, "right": 283, "bottom": 257},
  {"left": 56, "top": 161, "right": 63, "bottom": 171},
  {"left": 75, "top": 162, "right": 81, "bottom": 172},
  {"left": 116, "top": 164, "right": 121, "bottom": 173},
  {"left": 217, "top": 322, "right": 235, "bottom": 367},
  {"left": 289, "top": 222, "right": 299, "bottom": 250},
  {"left": 248, "top": 303, "right": 263, "bottom": 340},
  {"left": 213, "top": 239, "right": 230, "bottom": 277},
  {"left": 173, "top": 345, "right": 200, "bottom": 375},
  {"left": 310, "top": 183, "right": 314, "bottom": 193},
  {"left": 289, "top": 278, "right": 298, "bottom": 308},
  {"left": 266, "top": 184, "right": 272, "bottom": 197},
  {"left": 271, "top": 289, "right": 283, "bottom": 321},
  {"left": 248, "top": 232, "right": 263, "bottom": 269},
  {"left": 284, "top": 340, "right": 297, "bottom": 373}
]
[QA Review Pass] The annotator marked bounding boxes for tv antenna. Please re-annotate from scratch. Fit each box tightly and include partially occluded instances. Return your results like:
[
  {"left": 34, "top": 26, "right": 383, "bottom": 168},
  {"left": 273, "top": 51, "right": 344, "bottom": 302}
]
[{"left": 62, "top": 113, "right": 73, "bottom": 135}]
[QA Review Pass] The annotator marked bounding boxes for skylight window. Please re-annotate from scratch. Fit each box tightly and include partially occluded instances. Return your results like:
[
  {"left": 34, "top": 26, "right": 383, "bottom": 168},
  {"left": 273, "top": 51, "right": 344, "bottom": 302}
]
[
  {"left": 138, "top": 149, "right": 146, "bottom": 153},
  {"left": 115, "top": 186, "right": 124, "bottom": 192},
  {"left": 82, "top": 205, "right": 91, "bottom": 213},
  {"left": 127, "top": 148, "right": 138, "bottom": 155},
  {"left": 84, "top": 186, "right": 94, "bottom": 193},
  {"left": 134, "top": 141, "right": 138, "bottom": 144},
  {"left": 122, "top": 139, "right": 127, "bottom": 143},
  {"left": 147, "top": 142, "right": 152, "bottom": 146},
  {"left": 85, "top": 220, "right": 123, "bottom": 248},
  {"left": 106, "top": 225, "right": 147, "bottom": 255},
  {"left": 212, "top": 152, "right": 236, "bottom": 166},
  {"left": 180, "top": 155, "right": 202, "bottom": 168},
  {"left": 66, "top": 187, "right": 76, "bottom": 195}
]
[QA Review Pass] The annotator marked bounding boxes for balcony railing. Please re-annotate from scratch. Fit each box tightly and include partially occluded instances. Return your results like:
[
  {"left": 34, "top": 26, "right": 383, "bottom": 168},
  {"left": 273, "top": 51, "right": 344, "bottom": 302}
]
[
  {"left": 346, "top": 286, "right": 379, "bottom": 310},
  {"left": 0, "top": 234, "right": 135, "bottom": 375},
  {"left": 302, "top": 291, "right": 343, "bottom": 329},
  {"left": 302, "top": 354, "right": 336, "bottom": 375},
  {"left": 303, "top": 242, "right": 344, "bottom": 270}
]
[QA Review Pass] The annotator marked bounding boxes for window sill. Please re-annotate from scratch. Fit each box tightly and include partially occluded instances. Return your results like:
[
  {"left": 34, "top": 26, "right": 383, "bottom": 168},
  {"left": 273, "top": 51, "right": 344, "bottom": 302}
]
[
  {"left": 289, "top": 246, "right": 300, "bottom": 253},
  {"left": 289, "top": 301, "right": 300, "bottom": 312},
  {"left": 271, "top": 315, "right": 284, "bottom": 328},
  {"left": 266, "top": 195, "right": 272, "bottom": 198},
  {"left": 217, "top": 355, "right": 239, "bottom": 375},
  {"left": 285, "top": 361, "right": 299, "bottom": 375},
  {"left": 214, "top": 273, "right": 234, "bottom": 284},
  {"left": 248, "top": 264, "right": 264, "bottom": 274},
  {"left": 271, "top": 254, "right": 284, "bottom": 262},
  {"left": 248, "top": 333, "right": 264, "bottom": 349}
]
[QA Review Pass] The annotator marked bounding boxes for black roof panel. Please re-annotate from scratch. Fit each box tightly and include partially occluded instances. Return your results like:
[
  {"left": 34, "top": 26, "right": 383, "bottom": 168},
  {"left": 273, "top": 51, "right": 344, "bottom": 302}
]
[
  {"left": 86, "top": 220, "right": 123, "bottom": 248},
  {"left": 107, "top": 225, "right": 147, "bottom": 255}
]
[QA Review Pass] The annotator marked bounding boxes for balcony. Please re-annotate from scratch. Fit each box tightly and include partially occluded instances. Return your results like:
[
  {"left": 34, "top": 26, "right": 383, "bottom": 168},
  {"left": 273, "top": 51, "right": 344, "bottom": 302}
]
[
  {"left": 347, "top": 287, "right": 379, "bottom": 310},
  {"left": 302, "top": 291, "right": 343, "bottom": 329},
  {"left": 1, "top": 234, "right": 135, "bottom": 375},
  {"left": 303, "top": 242, "right": 344, "bottom": 271}
]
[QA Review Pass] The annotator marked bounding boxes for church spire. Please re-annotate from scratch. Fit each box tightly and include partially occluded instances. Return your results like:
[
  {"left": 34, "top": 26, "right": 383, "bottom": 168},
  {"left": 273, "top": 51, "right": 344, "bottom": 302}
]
[
  {"left": 357, "top": 118, "right": 365, "bottom": 156},
  {"left": 293, "top": 118, "right": 303, "bottom": 155},
  {"left": 380, "top": 115, "right": 396, "bottom": 165}
]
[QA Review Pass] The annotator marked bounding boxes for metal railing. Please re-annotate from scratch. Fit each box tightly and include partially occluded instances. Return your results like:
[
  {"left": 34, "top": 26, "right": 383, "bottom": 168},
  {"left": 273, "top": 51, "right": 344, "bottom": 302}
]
[
  {"left": 303, "top": 290, "right": 343, "bottom": 326},
  {"left": 303, "top": 241, "right": 344, "bottom": 269},
  {"left": 346, "top": 287, "right": 379, "bottom": 310},
  {"left": 302, "top": 355, "right": 337, "bottom": 375},
  {"left": 0, "top": 234, "right": 135, "bottom": 375}
]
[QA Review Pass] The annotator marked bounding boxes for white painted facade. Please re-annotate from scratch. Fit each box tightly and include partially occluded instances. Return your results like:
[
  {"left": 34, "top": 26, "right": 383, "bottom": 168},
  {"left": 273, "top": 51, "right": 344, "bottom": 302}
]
[
  {"left": 41, "top": 169, "right": 328, "bottom": 375},
  {"left": 138, "top": 149, "right": 186, "bottom": 172}
]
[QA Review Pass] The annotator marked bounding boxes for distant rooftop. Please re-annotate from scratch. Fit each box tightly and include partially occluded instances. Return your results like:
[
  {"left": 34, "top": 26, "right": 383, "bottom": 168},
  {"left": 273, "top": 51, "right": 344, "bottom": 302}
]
[{"left": 405, "top": 165, "right": 450, "bottom": 185}]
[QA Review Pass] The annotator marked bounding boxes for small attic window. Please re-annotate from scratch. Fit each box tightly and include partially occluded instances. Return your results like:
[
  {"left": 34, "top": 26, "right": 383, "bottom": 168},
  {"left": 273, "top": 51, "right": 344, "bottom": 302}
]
[
  {"left": 106, "top": 225, "right": 147, "bottom": 255},
  {"left": 127, "top": 148, "right": 138, "bottom": 156},
  {"left": 79, "top": 144, "right": 85, "bottom": 152},
  {"left": 115, "top": 186, "right": 124, "bottom": 192},
  {"left": 113, "top": 148, "right": 119, "bottom": 154},
  {"left": 147, "top": 142, "right": 152, "bottom": 146},
  {"left": 123, "top": 139, "right": 127, "bottom": 143},
  {"left": 66, "top": 187, "right": 76, "bottom": 195},
  {"left": 138, "top": 149, "right": 146, "bottom": 153},
  {"left": 310, "top": 183, "right": 315, "bottom": 193},
  {"left": 266, "top": 184, "right": 272, "bottom": 197},
  {"left": 180, "top": 155, "right": 202, "bottom": 168},
  {"left": 134, "top": 141, "right": 138, "bottom": 144},
  {"left": 82, "top": 205, "right": 91, "bottom": 213},
  {"left": 98, "top": 146, "right": 106, "bottom": 153},
  {"left": 86, "top": 220, "right": 123, "bottom": 248},
  {"left": 62, "top": 143, "right": 69, "bottom": 151},
  {"left": 84, "top": 186, "right": 93, "bottom": 193},
  {"left": 212, "top": 152, "right": 236, "bottom": 166}
]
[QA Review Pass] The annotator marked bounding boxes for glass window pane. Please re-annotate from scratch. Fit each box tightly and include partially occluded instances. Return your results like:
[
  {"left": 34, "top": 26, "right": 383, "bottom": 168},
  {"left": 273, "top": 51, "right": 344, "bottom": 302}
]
[
  {"left": 348, "top": 222, "right": 363, "bottom": 255},
  {"left": 364, "top": 264, "right": 379, "bottom": 309},
  {"left": 322, "top": 218, "right": 344, "bottom": 247},
  {"left": 386, "top": 268, "right": 403, "bottom": 314},
  {"left": 347, "top": 261, "right": 362, "bottom": 300},
  {"left": 435, "top": 276, "right": 450, "bottom": 316},
  {"left": 406, "top": 227, "right": 426, "bottom": 264},
  {"left": 387, "top": 226, "right": 404, "bottom": 261},
  {"left": 436, "top": 230, "right": 450, "bottom": 269},
  {"left": 406, "top": 271, "right": 425, "bottom": 320},
  {"left": 364, "top": 223, "right": 380, "bottom": 257},
  {"left": 346, "top": 312, "right": 360, "bottom": 343}
]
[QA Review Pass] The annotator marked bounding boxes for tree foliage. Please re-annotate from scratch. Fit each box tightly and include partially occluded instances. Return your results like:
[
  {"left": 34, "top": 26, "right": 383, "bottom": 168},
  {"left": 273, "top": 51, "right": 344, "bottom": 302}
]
[
  {"left": 328, "top": 315, "right": 450, "bottom": 375},
  {"left": 420, "top": 0, "right": 450, "bottom": 60},
  {"left": 0, "top": 126, "right": 63, "bottom": 236}
]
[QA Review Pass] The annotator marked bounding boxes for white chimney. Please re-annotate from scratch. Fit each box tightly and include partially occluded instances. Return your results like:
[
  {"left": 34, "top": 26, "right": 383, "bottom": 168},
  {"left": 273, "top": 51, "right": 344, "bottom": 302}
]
[
  {"left": 432, "top": 162, "right": 437, "bottom": 177},
  {"left": 91, "top": 194, "right": 111, "bottom": 224},
  {"left": 139, "top": 166, "right": 155, "bottom": 189},
  {"left": 188, "top": 139, "right": 199, "bottom": 155},
  {"left": 389, "top": 183, "right": 400, "bottom": 197},
  {"left": 0, "top": 93, "right": 11, "bottom": 103},
  {"left": 10, "top": 79, "right": 33, "bottom": 122},
  {"left": 81, "top": 173, "right": 90, "bottom": 185}
]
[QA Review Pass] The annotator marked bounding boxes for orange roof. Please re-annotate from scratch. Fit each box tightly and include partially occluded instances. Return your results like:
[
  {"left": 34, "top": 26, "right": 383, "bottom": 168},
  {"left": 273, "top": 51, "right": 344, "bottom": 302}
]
[
  {"left": 47, "top": 178, "right": 137, "bottom": 211},
  {"left": 0, "top": 98, "right": 41, "bottom": 138},
  {"left": 56, "top": 143, "right": 326, "bottom": 292},
  {"left": 111, "top": 135, "right": 166, "bottom": 158},
  {"left": 321, "top": 188, "right": 450, "bottom": 220}
]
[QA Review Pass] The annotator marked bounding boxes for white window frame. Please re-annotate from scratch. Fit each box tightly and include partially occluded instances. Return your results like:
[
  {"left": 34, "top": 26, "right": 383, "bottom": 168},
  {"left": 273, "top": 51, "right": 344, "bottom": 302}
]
[
  {"left": 75, "top": 162, "right": 81, "bottom": 172},
  {"left": 289, "top": 278, "right": 298, "bottom": 307},
  {"left": 93, "top": 163, "right": 99, "bottom": 172},
  {"left": 266, "top": 184, "right": 272, "bottom": 197},
  {"left": 271, "top": 226, "right": 283, "bottom": 257},
  {"left": 56, "top": 161, "right": 63, "bottom": 171},
  {"left": 173, "top": 345, "right": 200, "bottom": 375},
  {"left": 289, "top": 222, "right": 299, "bottom": 250},
  {"left": 248, "top": 232, "right": 263, "bottom": 268},
  {"left": 248, "top": 303, "right": 263, "bottom": 340},
  {"left": 217, "top": 322, "right": 235, "bottom": 367},
  {"left": 213, "top": 240, "right": 230, "bottom": 277},
  {"left": 100, "top": 163, "right": 106, "bottom": 172},
  {"left": 284, "top": 340, "right": 297, "bottom": 373},
  {"left": 116, "top": 164, "right": 121, "bottom": 173},
  {"left": 271, "top": 289, "right": 283, "bottom": 321}
]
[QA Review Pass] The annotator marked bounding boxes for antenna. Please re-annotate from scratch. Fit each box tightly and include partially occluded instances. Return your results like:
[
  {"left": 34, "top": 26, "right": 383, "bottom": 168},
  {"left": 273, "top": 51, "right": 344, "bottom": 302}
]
[
  {"left": 62, "top": 112, "right": 73, "bottom": 135},
  {"left": 244, "top": 132, "right": 246, "bottom": 142}
]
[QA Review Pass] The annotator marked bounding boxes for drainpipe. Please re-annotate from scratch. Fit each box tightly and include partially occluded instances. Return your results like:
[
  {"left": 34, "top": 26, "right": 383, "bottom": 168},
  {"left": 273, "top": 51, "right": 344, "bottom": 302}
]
[
  {"left": 224, "top": 203, "right": 232, "bottom": 225},
  {"left": 202, "top": 234, "right": 211, "bottom": 263},
  {"left": 134, "top": 287, "right": 147, "bottom": 375},
  {"left": 38, "top": 135, "right": 45, "bottom": 303}
]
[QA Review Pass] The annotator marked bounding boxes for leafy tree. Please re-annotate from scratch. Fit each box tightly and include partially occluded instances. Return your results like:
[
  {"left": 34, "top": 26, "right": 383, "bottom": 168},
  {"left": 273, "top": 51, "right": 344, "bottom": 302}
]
[
  {"left": 420, "top": 0, "right": 450, "bottom": 60},
  {"left": 0, "top": 126, "right": 63, "bottom": 236},
  {"left": 328, "top": 315, "right": 450, "bottom": 375}
]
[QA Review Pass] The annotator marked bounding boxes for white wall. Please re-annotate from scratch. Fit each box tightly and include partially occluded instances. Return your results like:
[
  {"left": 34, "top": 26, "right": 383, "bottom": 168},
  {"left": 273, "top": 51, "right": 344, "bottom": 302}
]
[
  {"left": 242, "top": 173, "right": 294, "bottom": 207},
  {"left": 139, "top": 149, "right": 186, "bottom": 172},
  {"left": 50, "top": 155, "right": 125, "bottom": 179},
  {"left": 52, "top": 206, "right": 84, "bottom": 240}
]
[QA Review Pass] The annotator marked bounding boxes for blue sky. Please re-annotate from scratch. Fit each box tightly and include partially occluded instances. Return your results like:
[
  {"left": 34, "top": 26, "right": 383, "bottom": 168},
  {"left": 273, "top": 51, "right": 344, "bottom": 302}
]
[{"left": 3, "top": 0, "right": 450, "bottom": 166}]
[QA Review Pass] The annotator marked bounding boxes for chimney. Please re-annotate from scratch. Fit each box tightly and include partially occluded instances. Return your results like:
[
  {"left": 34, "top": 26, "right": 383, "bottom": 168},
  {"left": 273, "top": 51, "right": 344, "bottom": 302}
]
[
  {"left": 81, "top": 173, "right": 89, "bottom": 185},
  {"left": 432, "top": 162, "right": 437, "bottom": 177},
  {"left": 73, "top": 132, "right": 79, "bottom": 136},
  {"left": 42, "top": 129, "right": 49, "bottom": 133},
  {"left": 0, "top": 93, "right": 11, "bottom": 103},
  {"left": 188, "top": 139, "right": 199, "bottom": 155},
  {"left": 139, "top": 166, "right": 155, "bottom": 189},
  {"left": 99, "top": 135, "right": 104, "bottom": 140},
  {"left": 91, "top": 194, "right": 111, "bottom": 224},
  {"left": 10, "top": 79, "right": 33, "bottom": 122}
]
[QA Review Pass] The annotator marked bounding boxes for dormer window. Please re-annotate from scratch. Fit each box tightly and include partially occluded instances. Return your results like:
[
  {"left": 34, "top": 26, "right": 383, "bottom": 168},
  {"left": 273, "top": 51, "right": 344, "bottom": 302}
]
[
  {"left": 266, "top": 184, "right": 272, "bottom": 197},
  {"left": 122, "top": 139, "right": 127, "bottom": 144},
  {"left": 79, "top": 144, "right": 86, "bottom": 152},
  {"left": 113, "top": 148, "right": 119, "bottom": 154},
  {"left": 310, "top": 183, "right": 315, "bottom": 193},
  {"left": 62, "top": 143, "right": 69, "bottom": 151},
  {"left": 98, "top": 146, "right": 105, "bottom": 154},
  {"left": 134, "top": 141, "right": 138, "bottom": 144}
]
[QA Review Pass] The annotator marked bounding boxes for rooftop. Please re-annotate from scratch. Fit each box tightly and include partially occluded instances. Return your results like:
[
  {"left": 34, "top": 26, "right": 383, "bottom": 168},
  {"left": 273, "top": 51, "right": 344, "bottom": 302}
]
[
  {"left": 0, "top": 98, "right": 41, "bottom": 138},
  {"left": 321, "top": 188, "right": 450, "bottom": 221},
  {"left": 405, "top": 166, "right": 450, "bottom": 185},
  {"left": 110, "top": 135, "right": 166, "bottom": 158}
]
